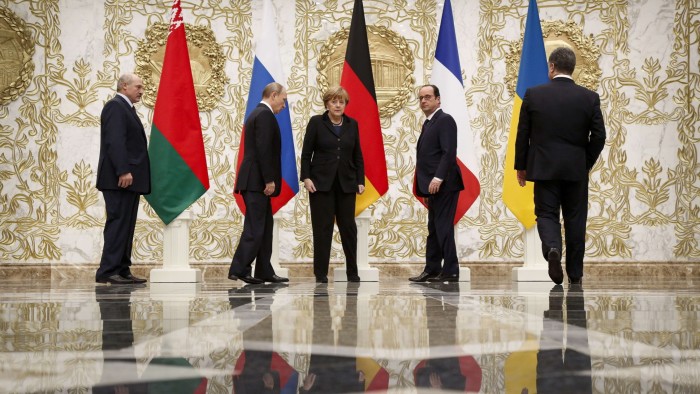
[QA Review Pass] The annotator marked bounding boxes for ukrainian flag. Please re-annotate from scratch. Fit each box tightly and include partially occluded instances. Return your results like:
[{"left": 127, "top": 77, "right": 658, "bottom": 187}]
[{"left": 502, "top": 0, "right": 550, "bottom": 229}]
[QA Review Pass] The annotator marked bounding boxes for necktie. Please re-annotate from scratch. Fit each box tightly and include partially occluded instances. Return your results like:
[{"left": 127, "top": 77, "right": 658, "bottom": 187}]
[{"left": 422, "top": 119, "right": 429, "bottom": 133}]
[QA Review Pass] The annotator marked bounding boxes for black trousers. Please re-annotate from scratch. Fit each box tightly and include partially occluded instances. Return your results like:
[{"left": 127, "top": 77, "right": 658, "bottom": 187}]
[
  {"left": 534, "top": 179, "right": 588, "bottom": 279},
  {"left": 424, "top": 190, "right": 459, "bottom": 276},
  {"left": 97, "top": 189, "right": 140, "bottom": 279},
  {"left": 309, "top": 178, "right": 357, "bottom": 279},
  {"left": 229, "top": 191, "right": 275, "bottom": 279}
]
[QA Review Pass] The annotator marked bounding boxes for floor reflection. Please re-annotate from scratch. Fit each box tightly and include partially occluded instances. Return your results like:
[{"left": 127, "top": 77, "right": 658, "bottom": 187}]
[{"left": 0, "top": 277, "right": 698, "bottom": 393}]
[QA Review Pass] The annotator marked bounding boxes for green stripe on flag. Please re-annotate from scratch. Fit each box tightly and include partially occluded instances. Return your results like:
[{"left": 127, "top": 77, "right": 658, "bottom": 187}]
[{"left": 145, "top": 126, "right": 206, "bottom": 225}]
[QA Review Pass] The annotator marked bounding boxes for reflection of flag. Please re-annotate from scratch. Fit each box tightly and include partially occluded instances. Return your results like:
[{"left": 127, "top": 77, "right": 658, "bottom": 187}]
[
  {"left": 234, "top": 0, "right": 298, "bottom": 215},
  {"left": 428, "top": 0, "right": 480, "bottom": 224},
  {"left": 145, "top": 0, "right": 209, "bottom": 225},
  {"left": 502, "top": 0, "right": 549, "bottom": 228},
  {"left": 271, "top": 352, "right": 299, "bottom": 394},
  {"left": 340, "top": 0, "right": 388, "bottom": 216},
  {"left": 357, "top": 357, "right": 389, "bottom": 391}
]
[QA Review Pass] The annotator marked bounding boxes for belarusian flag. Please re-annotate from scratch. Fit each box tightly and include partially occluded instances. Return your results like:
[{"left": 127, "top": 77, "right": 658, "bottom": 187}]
[
  {"left": 340, "top": 0, "right": 388, "bottom": 216},
  {"left": 145, "top": 0, "right": 209, "bottom": 225}
]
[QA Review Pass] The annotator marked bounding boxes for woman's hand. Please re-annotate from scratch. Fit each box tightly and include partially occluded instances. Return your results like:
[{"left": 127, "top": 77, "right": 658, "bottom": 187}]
[
  {"left": 303, "top": 178, "right": 316, "bottom": 193},
  {"left": 357, "top": 185, "right": 365, "bottom": 194}
]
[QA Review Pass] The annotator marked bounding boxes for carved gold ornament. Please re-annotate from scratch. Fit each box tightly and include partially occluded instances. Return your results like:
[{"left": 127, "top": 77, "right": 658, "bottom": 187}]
[
  {"left": 505, "top": 20, "right": 602, "bottom": 95},
  {"left": 0, "top": 7, "right": 35, "bottom": 106},
  {"left": 317, "top": 25, "right": 415, "bottom": 118},
  {"left": 135, "top": 22, "right": 228, "bottom": 112}
]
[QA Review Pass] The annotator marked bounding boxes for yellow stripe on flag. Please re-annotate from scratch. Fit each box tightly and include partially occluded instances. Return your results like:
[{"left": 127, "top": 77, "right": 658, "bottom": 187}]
[
  {"left": 502, "top": 96, "right": 536, "bottom": 228},
  {"left": 355, "top": 177, "right": 380, "bottom": 216}
]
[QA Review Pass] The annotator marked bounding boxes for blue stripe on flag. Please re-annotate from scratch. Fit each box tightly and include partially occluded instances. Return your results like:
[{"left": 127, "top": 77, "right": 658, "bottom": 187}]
[
  {"left": 515, "top": 0, "right": 549, "bottom": 98},
  {"left": 434, "top": 0, "right": 462, "bottom": 84},
  {"left": 245, "top": 56, "right": 299, "bottom": 194}
]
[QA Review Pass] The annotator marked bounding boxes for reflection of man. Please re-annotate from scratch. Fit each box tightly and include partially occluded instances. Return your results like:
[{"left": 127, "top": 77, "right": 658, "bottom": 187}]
[
  {"left": 96, "top": 73, "right": 150, "bottom": 285},
  {"left": 229, "top": 82, "right": 289, "bottom": 285},
  {"left": 514, "top": 47, "right": 606, "bottom": 285},
  {"left": 409, "top": 84, "right": 464, "bottom": 283},
  {"left": 536, "top": 284, "right": 592, "bottom": 393},
  {"left": 414, "top": 283, "right": 482, "bottom": 391},
  {"left": 93, "top": 285, "right": 147, "bottom": 393}
]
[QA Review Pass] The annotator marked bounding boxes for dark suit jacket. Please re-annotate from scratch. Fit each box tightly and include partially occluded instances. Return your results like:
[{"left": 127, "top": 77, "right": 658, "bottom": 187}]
[
  {"left": 515, "top": 77, "right": 606, "bottom": 181},
  {"left": 300, "top": 111, "right": 364, "bottom": 193},
  {"left": 414, "top": 109, "right": 464, "bottom": 197},
  {"left": 96, "top": 95, "right": 151, "bottom": 194},
  {"left": 235, "top": 103, "right": 282, "bottom": 197}
]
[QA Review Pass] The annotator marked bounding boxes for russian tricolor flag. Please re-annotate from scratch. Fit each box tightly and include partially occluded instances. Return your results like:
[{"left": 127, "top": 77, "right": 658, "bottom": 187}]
[
  {"left": 234, "top": 0, "right": 298, "bottom": 215},
  {"left": 429, "top": 0, "right": 480, "bottom": 224}
]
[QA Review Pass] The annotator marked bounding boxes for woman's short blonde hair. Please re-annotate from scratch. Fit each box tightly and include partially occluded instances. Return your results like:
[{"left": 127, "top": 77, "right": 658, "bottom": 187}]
[{"left": 322, "top": 86, "right": 350, "bottom": 107}]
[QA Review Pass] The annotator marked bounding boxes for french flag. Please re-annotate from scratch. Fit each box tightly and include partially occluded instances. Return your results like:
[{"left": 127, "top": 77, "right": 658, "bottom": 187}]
[
  {"left": 234, "top": 0, "right": 298, "bottom": 215},
  {"left": 430, "top": 0, "right": 480, "bottom": 224}
]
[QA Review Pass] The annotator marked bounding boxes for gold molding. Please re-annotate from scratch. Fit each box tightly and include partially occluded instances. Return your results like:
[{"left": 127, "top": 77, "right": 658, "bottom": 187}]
[
  {"left": 135, "top": 22, "right": 228, "bottom": 112},
  {"left": 317, "top": 25, "right": 415, "bottom": 118},
  {"left": 0, "top": 7, "right": 35, "bottom": 106},
  {"left": 505, "top": 20, "right": 602, "bottom": 96}
]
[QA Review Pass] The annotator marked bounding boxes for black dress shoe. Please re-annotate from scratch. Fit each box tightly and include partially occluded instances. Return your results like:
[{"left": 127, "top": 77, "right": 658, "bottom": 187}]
[
  {"left": 427, "top": 273, "right": 459, "bottom": 282},
  {"left": 259, "top": 274, "right": 289, "bottom": 283},
  {"left": 316, "top": 276, "right": 328, "bottom": 283},
  {"left": 228, "top": 274, "right": 264, "bottom": 284},
  {"left": 347, "top": 275, "right": 361, "bottom": 282},
  {"left": 96, "top": 274, "right": 134, "bottom": 284},
  {"left": 409, "top": 272, "right": 438, "bottom": 282},
  {"left": 547, "top": 248, "right": 564, "bottom": 285},
  {"left": 123, "top": 274, "right": 147, "bottom": 283},
  {"left": 568, "top": 276, "right": 582, "bottom": 285}
]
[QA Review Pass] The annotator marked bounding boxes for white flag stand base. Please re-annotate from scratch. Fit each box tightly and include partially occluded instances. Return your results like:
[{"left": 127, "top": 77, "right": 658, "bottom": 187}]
[
  {"left": 332, "top": 210, "right": 379, "bottom": 282},
  {"left": 512, "top": 226, "right": 548, "bottom": 282},
  {"left": 270, "top": 217, "right": 289, "bottom": 278},
  {"left": 150, "top": 210, "right": 202, "bottom": 283}
]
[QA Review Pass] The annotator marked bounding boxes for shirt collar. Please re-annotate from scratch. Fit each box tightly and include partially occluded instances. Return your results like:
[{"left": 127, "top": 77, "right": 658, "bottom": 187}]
[
  {"left": 116, "top": 93, "right": 134, "bottom": 107},
  {"left": 260, "top": 100, "right": 273, "bottom": 112},
  {"left": 425, "top": 108, "right": 440, "bottom": 122},
  {"left": 554, "top": 74, "right": 574, "bottom": 80}
]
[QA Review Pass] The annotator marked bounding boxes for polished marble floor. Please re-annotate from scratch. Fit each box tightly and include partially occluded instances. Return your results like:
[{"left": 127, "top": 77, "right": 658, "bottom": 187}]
[{"left": 0, "top": 276, "right": 698, "bottom": 393}]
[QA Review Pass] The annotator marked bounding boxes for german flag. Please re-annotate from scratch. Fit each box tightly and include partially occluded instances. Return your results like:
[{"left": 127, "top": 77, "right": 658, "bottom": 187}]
[{"left": 340, "top": 0, "right": 388, "bottom": 216}]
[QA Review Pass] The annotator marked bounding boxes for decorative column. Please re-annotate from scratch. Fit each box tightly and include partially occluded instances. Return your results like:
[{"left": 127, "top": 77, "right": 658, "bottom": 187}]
[
  {"left": 334, "top": 210, "right": 379, "bottom": 282},
  {"left": 512, "top": 226, "right": 548, "bottom": 282},
  {"left": 150, "top": 210, "right": 202, "bottom": 283}
]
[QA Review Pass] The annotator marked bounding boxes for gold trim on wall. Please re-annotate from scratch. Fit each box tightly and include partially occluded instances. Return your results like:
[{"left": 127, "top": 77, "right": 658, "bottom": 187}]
[
  {"left": 135, "top": 22, "right": 228, "bottom": 112},
  {"left": 0, "top": 6, "right": 35, "bottom": 106}
]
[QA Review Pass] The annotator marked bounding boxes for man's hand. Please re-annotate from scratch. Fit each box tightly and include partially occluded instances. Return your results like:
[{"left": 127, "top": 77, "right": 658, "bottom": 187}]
[
  {"left": 428, "top": 178, "right": 442, "bottom": 194},
  {"left": 264, "top": 181, "right": 276, "bottom": 196},
  {"left": 118, "top": 173, "right": 133, "bottom": 188},
  {"left": 516, "top": 170, "right": 527, "bottom": 187},
  {"left": 303, "top": 178, "right": 316, "bottom": 193}
]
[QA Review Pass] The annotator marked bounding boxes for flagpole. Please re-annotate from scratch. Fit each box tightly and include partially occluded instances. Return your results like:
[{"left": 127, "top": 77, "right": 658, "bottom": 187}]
[
  {"left": 270, "top": 217, "right": 289, "bottom": 277},
  {"left": 512, "top": 226, "right": 548, "bottom": 282}
]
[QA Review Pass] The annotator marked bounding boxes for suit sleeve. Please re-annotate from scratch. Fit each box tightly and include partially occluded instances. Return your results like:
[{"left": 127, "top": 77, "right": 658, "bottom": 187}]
[
  {"left": 352, "top": 122, "right": 365, "bottom": 186},
  {"left": 300, "top": 117, "right": 316, "bottom": 181},
  {"left": 102, "top": 101, "right": 130, "bottom": 176},
  {"left": 514, "top": 89, "right": 531, "bottom": 170},
  {"left": 254, "top": 110, "right": 278, "bottom": 183},
  {"left": 586, "top": 93, "right": 606, "bottom": 170},
  {"left": 434, "top": 115, "right": 458, "bottom": 180}
]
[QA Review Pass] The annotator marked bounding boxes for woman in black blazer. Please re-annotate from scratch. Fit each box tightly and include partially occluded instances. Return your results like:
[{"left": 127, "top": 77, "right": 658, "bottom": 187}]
[{"left": 300, "top": 87, "right": 365, "bottom": 283}]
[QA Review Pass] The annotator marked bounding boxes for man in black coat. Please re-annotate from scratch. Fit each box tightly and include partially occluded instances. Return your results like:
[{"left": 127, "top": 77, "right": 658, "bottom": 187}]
[
  {"left": 229, "top": 82, "right": 289, "bottom": 285},
  {"left": 95, "top": 73, "right": 150, "bottom": 285},
  {"left": 409, "top": 84, "right": 465, "bottom": 283},
  {"left": 515, "top": 47, "right": 606, "bottom": 285}
]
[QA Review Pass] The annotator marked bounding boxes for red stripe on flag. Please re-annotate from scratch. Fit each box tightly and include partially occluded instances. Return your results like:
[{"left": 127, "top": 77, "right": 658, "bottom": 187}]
[
  {"left": 454, "top": 159, "right": 480, "bottom": 225},
  {"left": 341, "top": 63, "right": 388, "bottom": 196}
]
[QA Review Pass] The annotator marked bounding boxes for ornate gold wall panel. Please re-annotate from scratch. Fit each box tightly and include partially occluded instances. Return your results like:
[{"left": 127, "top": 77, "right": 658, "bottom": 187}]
[{"left": 0, "top": 0, "right": 698, "bottom": 268}]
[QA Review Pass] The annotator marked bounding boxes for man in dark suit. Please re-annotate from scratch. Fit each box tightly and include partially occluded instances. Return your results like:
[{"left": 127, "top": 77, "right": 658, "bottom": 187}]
[
  {"left": 229, "top": 82, "right": 289, "bottom": 285},
  {"left": 409, "top": 84, "right": 465, "bottom": 283},
  {"left": 96, "top": 73, "right": 150, "bottom": 285},
  {"left": 515, "top": 47, "right": 606, "bottom": 285}
]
